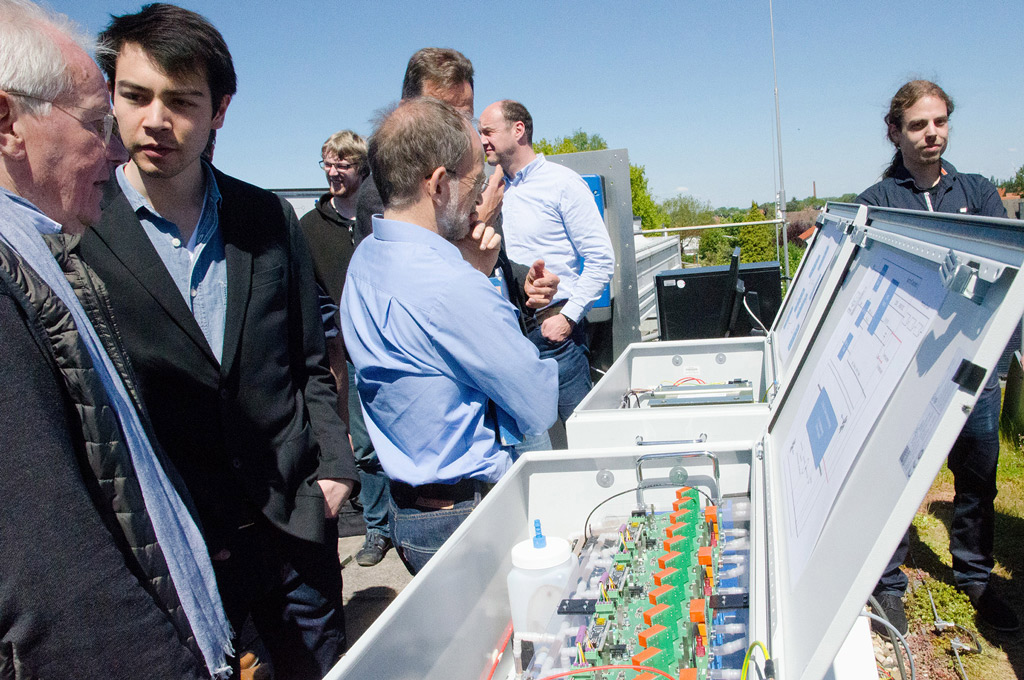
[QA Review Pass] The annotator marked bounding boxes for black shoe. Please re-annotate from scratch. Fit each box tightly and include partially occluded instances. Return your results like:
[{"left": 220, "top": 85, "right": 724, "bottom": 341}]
[
  {"left": 871, "top": 593, "right": 908, "bottom": 636},
  {"left": 355, "top": 533, "right": 392, "bottom": 567},
  {"left": 963, "top": 583, "right": 1020, "bottom": 633}
]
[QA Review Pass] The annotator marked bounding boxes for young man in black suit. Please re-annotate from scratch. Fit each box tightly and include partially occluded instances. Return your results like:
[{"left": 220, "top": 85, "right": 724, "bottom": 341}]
[{"left": 79, "top": 5, "right": 357, "bottom": 677}]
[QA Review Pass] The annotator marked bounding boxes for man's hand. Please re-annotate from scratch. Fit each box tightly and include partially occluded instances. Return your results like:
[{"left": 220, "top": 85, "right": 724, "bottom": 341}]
[
  {"left": 477, "top": 165, "right": 505, "bottom": 227},
  {"left": 455, "top": 219, "right": 502, "bottom": 275},
  {"left": 317, "top": 478, "right": 355, "bottom": 519},
  {"left": 541, "top": 313, "right": 574, "bottom": 344},
  {"left": 524, "top": 259, "right": 559, "bottom": 309}
]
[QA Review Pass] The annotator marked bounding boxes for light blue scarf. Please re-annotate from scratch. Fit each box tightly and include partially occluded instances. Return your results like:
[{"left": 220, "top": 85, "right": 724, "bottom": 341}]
[{"left": 0, "top": 190, "right": 233, "bottom": 677}]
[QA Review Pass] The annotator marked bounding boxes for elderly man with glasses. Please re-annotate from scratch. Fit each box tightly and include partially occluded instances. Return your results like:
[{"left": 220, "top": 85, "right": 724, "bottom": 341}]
[{"left": 0, "top": 0, "right": 232, "bottom": 677}]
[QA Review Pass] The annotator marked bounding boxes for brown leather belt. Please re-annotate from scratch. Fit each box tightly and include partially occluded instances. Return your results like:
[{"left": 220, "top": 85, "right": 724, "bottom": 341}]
[{"left": 525, "top": 301, "right": 567, "bottom": 332}]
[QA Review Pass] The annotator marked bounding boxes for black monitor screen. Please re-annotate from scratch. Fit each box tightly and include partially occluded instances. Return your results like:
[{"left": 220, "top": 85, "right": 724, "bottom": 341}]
[{"left": 656, "top": 260, "right": 783, "bottom": 341}]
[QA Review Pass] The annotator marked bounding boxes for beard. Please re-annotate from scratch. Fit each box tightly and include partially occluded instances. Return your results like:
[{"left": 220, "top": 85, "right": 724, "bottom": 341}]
[{"left": 438, "top": 188, "right": 470, "bottom": 242}]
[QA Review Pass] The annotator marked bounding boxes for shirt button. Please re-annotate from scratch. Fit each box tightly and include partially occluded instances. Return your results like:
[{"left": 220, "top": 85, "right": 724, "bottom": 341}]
[
  {"left": 190, "top": 287, "right": 198, "bottom": 297},
  {"left": 171, "top": 237, "right": 181, "bottom": 247},
  {"left": 231, "top": 458, "right": 242, "bottom": 469}
]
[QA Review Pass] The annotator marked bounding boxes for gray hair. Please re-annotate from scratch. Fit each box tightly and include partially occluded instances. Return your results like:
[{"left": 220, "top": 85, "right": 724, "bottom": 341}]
[
  {"left": 368, "top": 97, "right": 472, "bottom": 211},
  {"left": 0, "top": 0, "right": 101, "bottom": 116}
]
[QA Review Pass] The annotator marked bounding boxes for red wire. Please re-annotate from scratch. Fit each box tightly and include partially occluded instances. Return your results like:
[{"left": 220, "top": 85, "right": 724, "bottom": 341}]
[
  {"left": 483, "top": 620, "right": 514, "bottom": 680},
  {"left": 536, "top": 664, "right": 677, "bottom": 680}
]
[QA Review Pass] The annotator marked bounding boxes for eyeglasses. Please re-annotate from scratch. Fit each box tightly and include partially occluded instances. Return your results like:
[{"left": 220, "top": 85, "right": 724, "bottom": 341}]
[
  {"left": 319, "top": 160, "right": 356, "bottom": 172},
  {"left": 460, "top": 172, "right": 487, "bottom": 196},
  {"left": 7, "top": 91, "right": 114, "bottom": 145}
]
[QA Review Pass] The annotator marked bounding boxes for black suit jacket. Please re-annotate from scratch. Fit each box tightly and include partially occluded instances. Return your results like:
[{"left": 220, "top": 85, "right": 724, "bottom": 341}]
[{"left": 80, "top": 169, "right": 357, "bottom": 550}]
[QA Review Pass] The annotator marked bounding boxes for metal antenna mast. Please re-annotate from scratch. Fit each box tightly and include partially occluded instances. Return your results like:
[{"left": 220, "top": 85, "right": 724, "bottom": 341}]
[{"left": 769, "top": 0, "right": 790, "bottom": 280}]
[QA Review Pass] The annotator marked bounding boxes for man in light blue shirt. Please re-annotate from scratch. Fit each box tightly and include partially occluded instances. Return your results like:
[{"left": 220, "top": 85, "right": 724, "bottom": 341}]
[
  {"left": 478, "top": 99, "right": 615, "bottom": 422},
  {"left": 341, "top": 97, "right": 558, "bottom": 574}
]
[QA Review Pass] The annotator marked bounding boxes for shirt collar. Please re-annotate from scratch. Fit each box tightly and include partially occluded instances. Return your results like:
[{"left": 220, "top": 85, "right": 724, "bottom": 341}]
[
  {"left": 0, "top": 187, "right": 62, "bottom": 234},
  {"left": 892, "top": 158, "right": 957, "bottom": 190},
  {"left": 505, "top": 153, "right": 545, "bottom": 186},
  {"left": 371, "top": 215, "right": 463, "bottom": 262},
  {"left": 116, "top": 161, "right": 222, "bottom": 219}
]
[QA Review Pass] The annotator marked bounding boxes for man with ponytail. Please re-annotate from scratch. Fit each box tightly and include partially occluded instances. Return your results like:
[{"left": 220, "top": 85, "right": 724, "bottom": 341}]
[{"left": 857, "top": 79, "right": 1016, "bottom": 635}]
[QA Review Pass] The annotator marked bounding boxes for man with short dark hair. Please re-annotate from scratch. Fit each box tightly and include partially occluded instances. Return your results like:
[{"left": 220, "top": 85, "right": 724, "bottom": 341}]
[
  {"left": 79, "top": 4, "right": 358, "bottom": 675},
  {"left": 478, "top": 99, "right": 615, "bottom": 423},
  {"left": 341, "top": 97, "right": 558, "bottom": 574},
  {"left": 0, "top": 1, "right": 231, "bottom": 676},
  {"left": 300, "top": 130, "right": 394, "bottom": 567},
  {"left": 857, "top": 79, "right": 1018, "bottom": 635}
]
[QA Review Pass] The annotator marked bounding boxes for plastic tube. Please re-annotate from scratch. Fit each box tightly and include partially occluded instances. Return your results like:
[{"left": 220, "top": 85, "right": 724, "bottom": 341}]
[
  {"left": 712, "top": 639, "right": 747, "bottom": 656},
  {"left": 709, "top": 669, "right": 741, "bottom": 679},
  {"left": 714, "top": 623, "right": 747, "bottom": 634}
]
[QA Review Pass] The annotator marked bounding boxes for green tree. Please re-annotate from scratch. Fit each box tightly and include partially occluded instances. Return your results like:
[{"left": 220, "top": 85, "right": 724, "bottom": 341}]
[
  {"left": 631, "top": 165, "right": 667, "bottom": 233},
  {"left": 1002, "top": 164, "right": 1024, "bottom": 194},
  {"left": 533, "top": 129, "right": 607, "bottom": 155},
  {"left": 662, "top": 195, "right": 715, "bottom": 230},
  {"left": 737, "top": 201, "right": 776, "bottom": 263},
  {"left": 696, "top": 227, "right": 732, "bottom": 265}
]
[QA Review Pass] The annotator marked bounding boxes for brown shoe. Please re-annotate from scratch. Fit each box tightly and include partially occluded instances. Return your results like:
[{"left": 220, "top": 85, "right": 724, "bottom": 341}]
[{"left": 239, "top": 652, "right": 272, "bottom": 680}]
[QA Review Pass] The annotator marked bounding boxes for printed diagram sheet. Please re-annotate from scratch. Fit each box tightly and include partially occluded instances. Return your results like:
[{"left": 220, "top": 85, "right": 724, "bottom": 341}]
[
  {"left": 775, "top": 220, "right": 844, "bottom": 369},
  {"left": 781, "top": 249, "right": 947, "bottom": 582}
]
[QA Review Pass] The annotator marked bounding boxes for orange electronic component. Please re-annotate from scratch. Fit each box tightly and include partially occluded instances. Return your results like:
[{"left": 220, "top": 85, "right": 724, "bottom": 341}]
[
  {"left": 637, "top": 623, "right": 668, "bottom": 648},
  {"left": 632, "top": 646, "right": 661, "bottom": 667},
  {"left": 658, "top": 551, "right": 682, "bottom": 569},
  {"left": 705, "top": 505, "right": 718, "bottom": 524},
  {"left": 698, "top": 622, "right": 707, "bottom": 638},
  {"left": 679, "top": 669, "right": 699, "bottom": 680},
  {"left": 653, "top": 567, "right": 678, "bottom": 587},
  {"left": 675, "top": 486, "right": 692, "bottom": 499},
  {"left": 634, "top": 675, "right": 657, "bottom": 680},
  {"left": 664, "top": 522, "right": 689, "bottom": 538},
  {"left": 663, "top": 534, "right": 687, "bottom": 553},
  {"left": 670, "top": 507, "right": 696, "bottom": 524},
  {"left": 643, "top": 603, "right": 669, "bottom": 626},
  {"left": 649, "top": 584, "right": 676, "bottom": 606},
  {"left": 689, "top": 598, "right": 706, "bottom": 623},
  {"left": 698, "top": 546, "right": 713, "bottom": 566}
]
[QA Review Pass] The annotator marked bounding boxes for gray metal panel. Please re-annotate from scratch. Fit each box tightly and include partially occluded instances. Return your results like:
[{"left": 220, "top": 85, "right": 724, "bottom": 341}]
[
  {"left": 545, "top": 148, "right": 642, "bottom": 357},
  {"left": 764, "top": 204, "right": 1024, "bottom": 680}
]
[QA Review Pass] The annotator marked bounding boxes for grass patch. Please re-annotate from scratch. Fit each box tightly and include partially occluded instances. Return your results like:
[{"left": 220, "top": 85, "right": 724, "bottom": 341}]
[{"left": 901, "top": 424, "right": 1024, "bottom": 678}]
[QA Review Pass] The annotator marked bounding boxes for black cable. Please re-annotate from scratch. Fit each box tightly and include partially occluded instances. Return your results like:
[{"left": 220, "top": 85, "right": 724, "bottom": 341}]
[
  {"left": 583, "top": 487, "right": 639, "bottom": 540},
  {"left": 582, "top": 483, "right": 716, "bottom": 540}
]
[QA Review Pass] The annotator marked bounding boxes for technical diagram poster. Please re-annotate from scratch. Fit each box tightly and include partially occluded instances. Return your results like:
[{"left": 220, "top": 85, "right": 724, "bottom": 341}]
[
  {"left": 780, "top": 249, "right": 947, "bottom": 582},
  {"left": 775, "top": 220, "right": 845, "bottom": 370}
]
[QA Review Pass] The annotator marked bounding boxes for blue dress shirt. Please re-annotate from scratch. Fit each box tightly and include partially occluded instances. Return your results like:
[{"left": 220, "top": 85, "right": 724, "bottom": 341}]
[
  {"left": 117, "top": 163, "right": 227, "bottom": 363},
  {"left": 501, "top": 154, "right": 615, "bottom": 323},
  {"left": 340, "top": 216, "right": 558, "bottom": 486}
]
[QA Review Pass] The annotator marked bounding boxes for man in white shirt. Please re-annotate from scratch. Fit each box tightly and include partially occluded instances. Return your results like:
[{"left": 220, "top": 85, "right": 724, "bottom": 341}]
[{"left": 478, "top": 99, "right": 614, "bottom": 422}]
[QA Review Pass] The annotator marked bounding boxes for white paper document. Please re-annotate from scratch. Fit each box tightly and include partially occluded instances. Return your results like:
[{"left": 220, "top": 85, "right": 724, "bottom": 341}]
[
  {"left": 780, "top": 249, "right": 947, "bottom": 582},
  {"left": 775, "top": 220, "right": 845, "bottom": 369}
]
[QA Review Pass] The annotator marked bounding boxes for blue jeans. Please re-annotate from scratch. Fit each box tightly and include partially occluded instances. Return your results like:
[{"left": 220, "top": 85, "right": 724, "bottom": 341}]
[
  {"left": 527, "top": 317, "right": 593, "bottom": 422},
  {"left": 514, "top": 430, "right": 552, "bottom": 457},
  {"left": 388, "top": 482, "right": 485, "bottom": 575},
  {"left": 348, "top": 363, "right": 391, "bottom": 538},
  {"left": 215, "top": 521, "right": 345, "bottom": 678},
  {"left": 876, "top": 379, "right": 1001, "bottom": 595}
]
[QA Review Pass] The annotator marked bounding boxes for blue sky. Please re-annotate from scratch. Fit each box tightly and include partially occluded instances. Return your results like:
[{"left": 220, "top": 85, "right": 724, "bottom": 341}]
[{"left": 56, "top": 0, "right": 1024, "bottom": 208}]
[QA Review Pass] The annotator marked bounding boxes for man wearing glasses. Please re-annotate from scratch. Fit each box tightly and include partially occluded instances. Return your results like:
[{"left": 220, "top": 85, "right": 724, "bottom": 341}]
[
  {"left": 341, "top": 98, "right": 558, "bottom": 574},
  {"left": 0, "top": 0, "right": 232, "bottom": 676},
  {"left": 300, "top": 130, "right": 396, "bottom": 567}
]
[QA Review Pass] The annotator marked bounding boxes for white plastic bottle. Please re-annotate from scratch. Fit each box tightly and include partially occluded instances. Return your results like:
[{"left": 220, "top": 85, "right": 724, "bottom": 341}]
[{"left": 507, "top": 520, "right": 574, "bottom": 635}]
